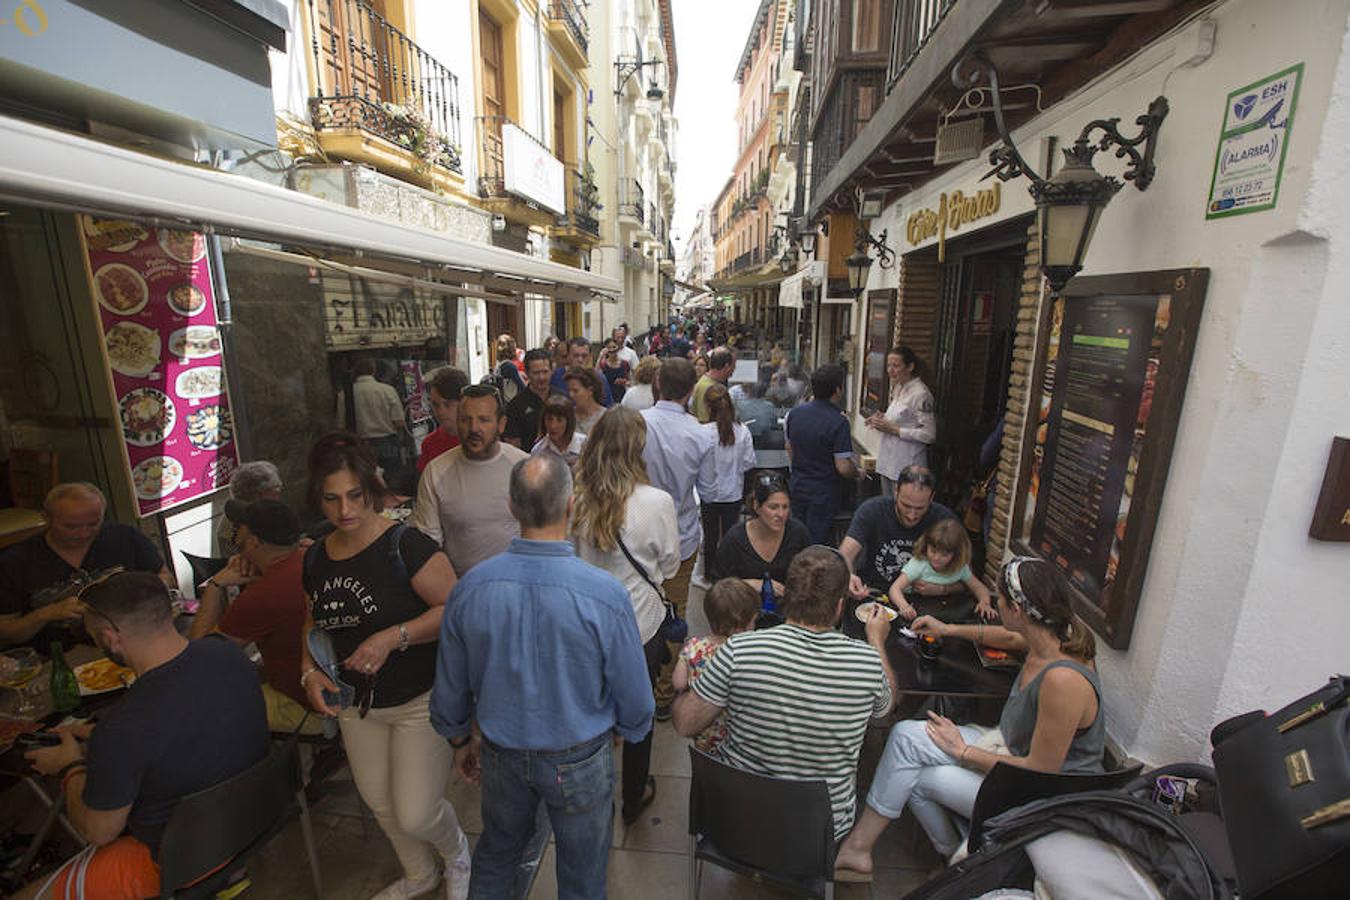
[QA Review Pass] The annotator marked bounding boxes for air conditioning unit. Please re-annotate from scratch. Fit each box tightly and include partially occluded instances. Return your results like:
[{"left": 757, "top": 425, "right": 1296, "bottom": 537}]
[{"left": 933, "top": 117, "right": 985, "bottom": 166}]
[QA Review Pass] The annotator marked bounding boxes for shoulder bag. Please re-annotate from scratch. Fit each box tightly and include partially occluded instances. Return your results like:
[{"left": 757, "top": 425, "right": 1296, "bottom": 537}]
[{"left": 616, "top": 535, "right": 687, "bottom": 644}]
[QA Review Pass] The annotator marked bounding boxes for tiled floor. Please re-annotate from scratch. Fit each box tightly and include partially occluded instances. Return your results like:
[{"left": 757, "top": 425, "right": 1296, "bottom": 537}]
[{"left": 246, "top": 579, "right": 943, "bottom": 899}]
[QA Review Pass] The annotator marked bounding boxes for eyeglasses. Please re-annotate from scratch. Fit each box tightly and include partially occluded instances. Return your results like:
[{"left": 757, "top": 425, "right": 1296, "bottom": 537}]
[{"left": 897, "top": 467, "right": 936, "bottom": 488}]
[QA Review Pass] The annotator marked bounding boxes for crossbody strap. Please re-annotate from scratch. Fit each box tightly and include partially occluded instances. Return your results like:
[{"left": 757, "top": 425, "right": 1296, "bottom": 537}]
[{"left": 616, "top": 535, "right": 667, "bottom": 604}]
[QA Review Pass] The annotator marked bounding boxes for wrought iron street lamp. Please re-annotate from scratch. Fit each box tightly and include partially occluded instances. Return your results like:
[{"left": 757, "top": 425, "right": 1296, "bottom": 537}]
[
  {"left": 847, "top": 224, "right": 894, "bottom": 296},
  {"left": 955, "top": 52, "right": 1169, "bottom": 295}
]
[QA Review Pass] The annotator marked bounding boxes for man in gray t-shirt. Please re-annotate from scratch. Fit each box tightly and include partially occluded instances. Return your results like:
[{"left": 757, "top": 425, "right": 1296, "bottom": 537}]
[
  {"left": 411, "top": 386, "right": 529, "bottom": 575},
  {"left": 839, "top": 466, "right": 957, "bottom": 595}
]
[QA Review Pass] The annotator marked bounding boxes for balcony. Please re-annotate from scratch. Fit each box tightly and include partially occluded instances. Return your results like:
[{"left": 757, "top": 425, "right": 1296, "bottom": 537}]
[
  {"left": 888, "top": 0, "right": 957, "bottom": 90},
  {"left": 551, "top": 165, "right": 602, "bottom": 248},
  {"left": 547, "top": 0, "right": 589, "bottom": 69},
  {"left": 618, "top": 179, "right": 646, "bottom": 227},
  {"left": 306, "top": 0, "right": 463, "bottom": 191},
  {"left": 476, "top": 116, "right": 561, "bottom": 228}
]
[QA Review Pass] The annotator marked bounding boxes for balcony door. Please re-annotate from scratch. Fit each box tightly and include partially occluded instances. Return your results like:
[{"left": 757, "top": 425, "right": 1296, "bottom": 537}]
[
  {"left": 313, "top": 0, "right": 392, "bottom": 109},
  {"left": 479, "top": 10, "right": 506, "bottom": 184}
]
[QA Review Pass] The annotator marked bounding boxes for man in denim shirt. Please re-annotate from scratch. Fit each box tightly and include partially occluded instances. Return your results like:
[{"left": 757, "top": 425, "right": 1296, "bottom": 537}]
[{"left": 431, "top": 454, "right": 654, "bottom": 899}]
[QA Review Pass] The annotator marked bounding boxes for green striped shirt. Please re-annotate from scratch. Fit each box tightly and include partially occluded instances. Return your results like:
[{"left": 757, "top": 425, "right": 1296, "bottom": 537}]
[{"left": 692, "top": 623, "right": 891, "bottom": 837}]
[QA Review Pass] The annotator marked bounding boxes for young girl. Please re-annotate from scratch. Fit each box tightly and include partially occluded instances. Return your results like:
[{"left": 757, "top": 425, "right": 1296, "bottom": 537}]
[
  {"left": 531, "top": 394, "right": 585, "bottom": 469},
  {"left": 699, "top": 383, "right": 757, "bottom": 582},
  {"left": 887, "top": 518, "right": 995, "bottom": 621},
  {"left": 672, "top": 578, "right": 760, "bottom": 753}
]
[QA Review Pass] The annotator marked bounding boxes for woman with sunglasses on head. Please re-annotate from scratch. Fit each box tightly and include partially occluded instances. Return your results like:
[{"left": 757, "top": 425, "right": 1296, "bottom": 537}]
[
  {"left": 865, "top": 347, "right": 936, "bottom": 497},
  {"left": 714, "top": 471, "right": 811, "bottom": 603},
  {"left": 299, "top": 432, "right": 471, "bottom": 900},
  {"left": 834, "top": 557, "right": 1104, "bottom": 879},
  {"left": 570, "top": 407, "right": 680, "bottom": 826}
]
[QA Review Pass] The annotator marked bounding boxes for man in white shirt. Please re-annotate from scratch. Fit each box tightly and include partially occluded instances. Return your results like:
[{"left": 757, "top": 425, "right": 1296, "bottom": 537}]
[
  {"left": 411, "top": 384, "right": 529, "bottom": 576},
  {"left": 613, "top": 327, "right": 640, "bottom": 371},
  {"left": 338, "top": 358, "right": 409, "bottom": 485},
  {"left": 640, "top": 358, "right": 717, "bottom": 719}
]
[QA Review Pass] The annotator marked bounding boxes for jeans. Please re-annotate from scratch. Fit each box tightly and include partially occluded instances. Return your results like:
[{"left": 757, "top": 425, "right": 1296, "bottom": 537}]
[
  {"left": 699, "top": 500, "right": 742, "bottom": 581},
  {"left": 792, "top": 494, "right": 839, "bottom": 545},
  {"left": 472, "top": 734, "right": 615, "bottom": 900},
  {"left": 866, "top": 720, "right": 988, "bottom": 857}
]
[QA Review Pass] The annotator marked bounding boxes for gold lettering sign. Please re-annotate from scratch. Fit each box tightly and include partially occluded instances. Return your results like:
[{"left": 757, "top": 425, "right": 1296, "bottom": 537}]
[{"left": 905, "top": 182, "right": 1002, "bottom": 262}]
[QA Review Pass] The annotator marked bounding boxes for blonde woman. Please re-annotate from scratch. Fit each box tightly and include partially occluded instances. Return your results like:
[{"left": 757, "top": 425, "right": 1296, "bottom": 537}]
[{"left": 570, "top": 406, "right": 680, "bottom": 826}]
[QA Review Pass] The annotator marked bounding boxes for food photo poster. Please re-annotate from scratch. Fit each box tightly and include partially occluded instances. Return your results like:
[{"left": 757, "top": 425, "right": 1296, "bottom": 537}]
[{"left": 80, "top": 217, "right": 239, "bottom": 517}]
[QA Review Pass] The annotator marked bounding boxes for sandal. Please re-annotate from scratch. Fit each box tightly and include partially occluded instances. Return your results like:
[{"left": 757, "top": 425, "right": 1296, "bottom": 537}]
[
  {"left": 832, "top": 866, "right": 873, "bottom": 884},
  {"left": 622, "top": 777, "right": 657, "bottom": 826}
]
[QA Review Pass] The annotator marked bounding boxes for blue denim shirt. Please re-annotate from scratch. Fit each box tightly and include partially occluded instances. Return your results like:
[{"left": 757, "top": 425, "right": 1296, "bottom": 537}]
[{"left": 431, "top": 538, "right": 655, "bottom": 749}]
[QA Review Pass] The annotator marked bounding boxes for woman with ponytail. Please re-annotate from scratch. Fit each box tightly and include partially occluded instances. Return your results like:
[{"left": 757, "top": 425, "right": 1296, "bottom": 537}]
[
  {"left": 698, "top": 383, "right": 756, "bottom": 582},
  {"left": 835, "top": 556, "right": 1104, "bottom": 878}
]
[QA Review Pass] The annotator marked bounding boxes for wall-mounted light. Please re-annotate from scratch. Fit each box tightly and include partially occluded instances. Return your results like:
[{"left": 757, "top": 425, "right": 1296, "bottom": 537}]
[
  {"left": 616, "top": 58, "right": 665, "bottom": 100},
  {"left": 955, "top": 52, "right": 1169, "bottom": 295},
  {"left": 847, "top": 223, "right": 894, "bottom": 296},
  {"left": 858, "top": 189, "right": 887, "bottom": 221}
]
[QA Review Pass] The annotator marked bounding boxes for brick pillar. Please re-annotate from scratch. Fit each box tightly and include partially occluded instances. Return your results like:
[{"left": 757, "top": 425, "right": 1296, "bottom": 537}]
[
  {"left": 984, "top": 222, "right": 1045, "bottom": 586},
  {"left": 892, "top": 255, "right": 941, "bottom": 366}
]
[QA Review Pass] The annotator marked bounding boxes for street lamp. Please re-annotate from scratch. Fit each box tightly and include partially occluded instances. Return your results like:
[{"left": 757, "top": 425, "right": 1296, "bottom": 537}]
[
  {"left": 955, "top": 52, "right": 1169, "bottom": 295},
  {"left": 615, "top": 58, "right": 665, "bottom": 100},
  {"left": 847, "top": 223, "right": 894, "bottom": 296}
]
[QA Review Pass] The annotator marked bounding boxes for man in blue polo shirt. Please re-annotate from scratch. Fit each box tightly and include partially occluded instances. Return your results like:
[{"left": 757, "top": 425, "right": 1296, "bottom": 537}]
[{"left": 786, "top": 364, "right": 857, "bottom": 543}]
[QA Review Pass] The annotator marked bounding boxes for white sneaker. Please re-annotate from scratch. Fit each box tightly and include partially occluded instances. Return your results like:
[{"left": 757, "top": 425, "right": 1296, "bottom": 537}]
[
  {"left": 445, "top": 835, "right": 471, "bottom": 900},
  {"left": 369, "top": 871, "right": 439, "bottom": 900}
]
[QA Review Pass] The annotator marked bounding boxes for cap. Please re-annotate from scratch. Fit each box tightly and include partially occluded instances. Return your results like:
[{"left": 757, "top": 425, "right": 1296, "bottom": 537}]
[{"left": 224, "top": 499, "right": 301, "bottom": 547}]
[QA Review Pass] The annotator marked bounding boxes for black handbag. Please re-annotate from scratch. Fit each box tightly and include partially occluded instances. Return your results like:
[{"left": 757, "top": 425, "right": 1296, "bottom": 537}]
[
  {"left": 616, "top": 536, "right": 687, "bottom": 644},
  {"left": 1211, "top": 675, "right": 1350, "bottom": 900}
]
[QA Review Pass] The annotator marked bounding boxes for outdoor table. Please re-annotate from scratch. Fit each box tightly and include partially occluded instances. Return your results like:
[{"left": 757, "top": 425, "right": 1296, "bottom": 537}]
[{"left": 840, "top": 598, "right": 1016, "bottom": 719}]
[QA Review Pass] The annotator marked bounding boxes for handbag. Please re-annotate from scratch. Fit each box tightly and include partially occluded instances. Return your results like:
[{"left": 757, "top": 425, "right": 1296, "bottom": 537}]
[
  {"left": 1211, "top": 674, "right": 1350, "bottom": 899},
  {"left": 616, "top": 535, "right": 687, "bottom": 644}
]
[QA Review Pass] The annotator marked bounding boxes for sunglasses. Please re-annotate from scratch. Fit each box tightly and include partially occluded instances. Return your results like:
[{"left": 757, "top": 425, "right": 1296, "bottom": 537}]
[
  {"left": 353, "top": 670, "right": 377, "bottom": 719},
  {"left": 78, "top": 567, "right": 129, "bottom": 632},
  {"left": 460, "top": 384, "right": 502, "bottom": 400}
]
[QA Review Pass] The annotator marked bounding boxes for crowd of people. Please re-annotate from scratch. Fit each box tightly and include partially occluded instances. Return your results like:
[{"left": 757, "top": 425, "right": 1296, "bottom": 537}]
[{"left": 1, "top": 318, "right": 1109, "bottom": 900}]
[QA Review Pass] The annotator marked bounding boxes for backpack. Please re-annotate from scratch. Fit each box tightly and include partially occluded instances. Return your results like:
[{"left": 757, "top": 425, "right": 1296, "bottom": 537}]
[{"left": 481, "top": 364, "right": 520, "bottom": 403}]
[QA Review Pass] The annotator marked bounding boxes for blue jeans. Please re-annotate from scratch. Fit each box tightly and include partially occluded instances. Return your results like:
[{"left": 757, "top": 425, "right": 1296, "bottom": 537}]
[
  {"left": 792, "top": 494, "right": 839, "bottom": 545},
  {"left": 471, "top": 733, "right": 614, "bottom": 900}
]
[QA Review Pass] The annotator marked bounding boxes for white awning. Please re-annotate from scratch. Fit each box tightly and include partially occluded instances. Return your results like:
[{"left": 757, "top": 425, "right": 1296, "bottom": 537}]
[
  {"left": 779, "top": 261, "right": 826, "bottom": 309},
  {"left": 0, "top": 114, "right": 619, "bottom": 301}
]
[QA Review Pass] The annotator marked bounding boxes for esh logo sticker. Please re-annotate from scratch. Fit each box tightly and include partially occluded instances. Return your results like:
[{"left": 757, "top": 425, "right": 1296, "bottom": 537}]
[{"left": 1206, "top": 64, "right": 1302, "bottom": 219}]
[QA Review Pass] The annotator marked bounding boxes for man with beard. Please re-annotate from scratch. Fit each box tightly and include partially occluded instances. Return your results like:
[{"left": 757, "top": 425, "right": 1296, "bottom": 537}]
[
  {"left": 839, "top": 465, "right": 960, "bottom": 615},
  {"left": 412, "top": 384, "right": 530, "bottom": 576},
  {"left": 19, "top": 572, "right": 267, "bottom": 900}
]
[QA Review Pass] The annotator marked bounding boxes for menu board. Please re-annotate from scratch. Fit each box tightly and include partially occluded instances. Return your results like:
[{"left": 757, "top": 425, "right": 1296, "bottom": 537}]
[
  {"left": 80, "top": 217, "right": 239, "bottom": 517},
  {"left": 1014, "top": 268, "right": 1208, "bottom": 650},
  {"left": 1024, "top": 294, "right": 1166, "bottom": 600}
]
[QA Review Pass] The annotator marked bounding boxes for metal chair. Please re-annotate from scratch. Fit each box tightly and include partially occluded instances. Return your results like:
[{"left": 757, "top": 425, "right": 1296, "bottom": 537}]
[
  {"left": 687, "top": 747, "right": 837, "bottom": 899},
  {"left": 157, "top": 739, "right": 323, "bottom": 899},
  {"left": 968, "top": 761, "right": 1144, "bottom": 850}
]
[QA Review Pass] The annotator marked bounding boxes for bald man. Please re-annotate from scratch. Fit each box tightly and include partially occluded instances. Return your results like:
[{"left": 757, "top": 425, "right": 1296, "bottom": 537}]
[{"left": 0, "top": 483, "right": 172, "bottom": 649}]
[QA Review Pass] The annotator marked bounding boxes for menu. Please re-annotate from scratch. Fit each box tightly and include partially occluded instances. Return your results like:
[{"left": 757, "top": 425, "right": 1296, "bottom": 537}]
[
  {"left": 81, "top": 217, "right": 239, "bottom": 517},
  {"left": 1025, "top": 293, "right": 1169, "bottom": 605}
]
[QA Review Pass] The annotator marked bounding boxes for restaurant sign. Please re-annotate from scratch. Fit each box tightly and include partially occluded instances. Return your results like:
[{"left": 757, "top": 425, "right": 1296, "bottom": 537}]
[
  {"left": 322, "top": 271, "right": 447, "bottom": 350},
  {"left": 905, "top": 182, "right": 1001, "bottom": 261}
]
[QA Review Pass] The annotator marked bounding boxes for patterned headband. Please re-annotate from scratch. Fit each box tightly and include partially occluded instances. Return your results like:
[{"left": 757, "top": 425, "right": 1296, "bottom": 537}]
[{"left": 1004, "top": 556, "right": 1052, "bottom": 625}]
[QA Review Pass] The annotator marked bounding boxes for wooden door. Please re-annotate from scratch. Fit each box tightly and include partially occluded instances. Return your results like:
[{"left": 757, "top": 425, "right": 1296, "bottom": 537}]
[
  {"left": 553, "top": 89, "right": 567, "bottom": 162},
  {"left": 313, "top": 0, "right": 390, "bottom": 107},
  {"left": 479, "top": 10, "right": 505, "bottom": 182}
]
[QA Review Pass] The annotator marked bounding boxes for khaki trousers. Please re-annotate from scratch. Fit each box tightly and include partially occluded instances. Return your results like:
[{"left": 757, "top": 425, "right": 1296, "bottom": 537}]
[{"left": 653, "top": 553, "right": 698, "bottom": 707}]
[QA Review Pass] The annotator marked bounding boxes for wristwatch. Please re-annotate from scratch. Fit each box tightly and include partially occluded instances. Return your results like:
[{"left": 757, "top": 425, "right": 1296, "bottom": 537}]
[{"left": 397, "top": 623, "right": 410, "bottom": 653}]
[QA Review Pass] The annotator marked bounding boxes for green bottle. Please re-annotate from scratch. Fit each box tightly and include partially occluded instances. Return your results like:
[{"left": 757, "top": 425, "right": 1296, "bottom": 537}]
[{"left": 49, "top": 643, "right": 80, "bottom": 714}]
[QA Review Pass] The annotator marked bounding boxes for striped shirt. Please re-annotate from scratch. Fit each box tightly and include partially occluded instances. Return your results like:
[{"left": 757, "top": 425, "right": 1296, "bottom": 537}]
[{"left": 691, "top": 624, "right": 891, "bottom": 837}]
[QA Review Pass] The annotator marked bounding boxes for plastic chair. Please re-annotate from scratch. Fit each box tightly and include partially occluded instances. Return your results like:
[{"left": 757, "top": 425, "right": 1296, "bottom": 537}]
[
  {"left": 687, "top": 747, "right": 837, "bottom": 899},
  {"left": 156, "top": 739, "right": 323, "bottom": 899},
  {"left": 968, "top": 761, "right": 1144, "bottom": 849}
]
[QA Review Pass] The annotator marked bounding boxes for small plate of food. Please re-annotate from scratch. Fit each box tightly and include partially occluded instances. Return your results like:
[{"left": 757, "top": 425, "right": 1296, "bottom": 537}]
[
  {"left": 105, "top": 321, "right": 160, "bottom": 377},
  {"left": 157, "top": 229, "right": 206, "bottom": 264},
  {"left": 854, "top": 600, "right": 900, "bottom": 625},
  {"left": 120, "top": 387, "right": 176, "bottom": 447},
  {"left": 132, "top": 455, "right": 183, "bottom": 500},
  {"left": 95, "top": 263, "right": 149, "bottom": 316},
  {"left": 74, "top": 657, "right": 137, "bottom": 695},
  {"left": 166, "top": 282, "right": 207, "bottom": 318}
]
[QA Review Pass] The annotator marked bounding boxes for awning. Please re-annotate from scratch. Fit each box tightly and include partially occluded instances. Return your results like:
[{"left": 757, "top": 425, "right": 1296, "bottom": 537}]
[
  {"left": 0, "top": 114, "right": 620, "bottom": 301},
  {"left": 778, "top": 261, "right": 826, "bottom": 310}
]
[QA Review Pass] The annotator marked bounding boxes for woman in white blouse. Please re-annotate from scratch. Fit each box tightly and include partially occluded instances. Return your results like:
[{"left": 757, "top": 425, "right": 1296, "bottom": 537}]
[
  {"left": 571, "top": 406, "right": 680, "bottom": 826},
  {"left": 699, "top": 383, "right": 758, "bottom": 581},
  {"left": 866, "top": 346, "right": 937, "bottom": 496},
  {"left": 530, "top": 394, "right": 586, "bottom": 469}
]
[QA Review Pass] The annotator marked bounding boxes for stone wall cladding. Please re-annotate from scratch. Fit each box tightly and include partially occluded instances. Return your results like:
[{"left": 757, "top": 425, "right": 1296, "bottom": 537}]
[
  {"left": 984, "top": 221, "right": 1043, "bottom": 587},
  {"left": 293, "top": 163, "right": 493, "bottom": 245}
]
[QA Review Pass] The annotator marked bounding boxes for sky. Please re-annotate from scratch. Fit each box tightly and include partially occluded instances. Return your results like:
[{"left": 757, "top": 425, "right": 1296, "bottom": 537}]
[{"left": 669, "top": 0, "right": 764, "bottom": 255}]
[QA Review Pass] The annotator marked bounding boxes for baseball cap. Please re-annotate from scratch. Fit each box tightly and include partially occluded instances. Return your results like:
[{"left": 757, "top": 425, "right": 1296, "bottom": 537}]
[{"left": 224, "top": 499, "right": 301, "bottom": 547}]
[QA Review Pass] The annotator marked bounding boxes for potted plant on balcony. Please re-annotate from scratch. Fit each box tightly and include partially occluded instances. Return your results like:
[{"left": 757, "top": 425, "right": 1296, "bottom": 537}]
[{"left": 381, "top": 101, "right": 462, "bottom": 177}]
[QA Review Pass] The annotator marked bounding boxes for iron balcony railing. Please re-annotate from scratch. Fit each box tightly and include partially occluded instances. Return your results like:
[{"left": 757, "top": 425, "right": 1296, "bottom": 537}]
[
  {"left": 307, "top": 0, "right": 462, "bottom": 173},
  {"left": 549, "top": 0, "right": 589, "bottom": 57},
  {"left": 888, "top": 0, "right": 957, "bottom": 89},
  {"left": 562, "top": 165, "right": 600, "bottom": 236},
  {"left": 619, "top": 180, "right": 645, "bottom": 223}
]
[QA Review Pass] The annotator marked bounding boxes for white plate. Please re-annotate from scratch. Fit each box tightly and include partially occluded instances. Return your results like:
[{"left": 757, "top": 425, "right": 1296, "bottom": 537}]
[{"left": 855, "top": 601, "right": 899, "bottom": 624}]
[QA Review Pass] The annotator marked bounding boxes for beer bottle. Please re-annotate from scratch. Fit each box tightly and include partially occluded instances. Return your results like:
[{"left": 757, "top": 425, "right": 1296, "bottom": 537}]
[{"left": 49, "top": 643, "right": 80, "bottom": 714}]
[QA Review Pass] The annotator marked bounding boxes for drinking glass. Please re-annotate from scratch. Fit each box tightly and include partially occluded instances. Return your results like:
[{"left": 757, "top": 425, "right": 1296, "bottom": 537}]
[{"left": 0, "top": 648, "right": 44, "bottom": 718}]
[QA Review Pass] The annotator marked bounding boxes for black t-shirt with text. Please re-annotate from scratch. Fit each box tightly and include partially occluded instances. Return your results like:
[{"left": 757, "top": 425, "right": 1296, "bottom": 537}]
[
  {"left": 303, "top": 525, "right": 440, "bottom": 708},
  {"left": 83, "top": 635, "right": 268, "bottom": 855},
  {"left": 845, "top": 496, "right": 957, "bottom": 591},
  {"left": 716, "top": 518, "right": 812, "bottom": 586}
]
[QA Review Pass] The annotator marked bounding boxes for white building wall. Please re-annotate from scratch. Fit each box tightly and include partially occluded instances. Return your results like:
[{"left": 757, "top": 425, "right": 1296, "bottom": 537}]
[{"left": 873, "top": 0, "right": 1350, "bottom": 763}]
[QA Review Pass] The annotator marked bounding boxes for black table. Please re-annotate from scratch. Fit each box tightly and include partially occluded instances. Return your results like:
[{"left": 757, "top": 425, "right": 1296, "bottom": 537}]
[{"left": 840, "top": 598, "right": 1017, "bottom": 717}]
